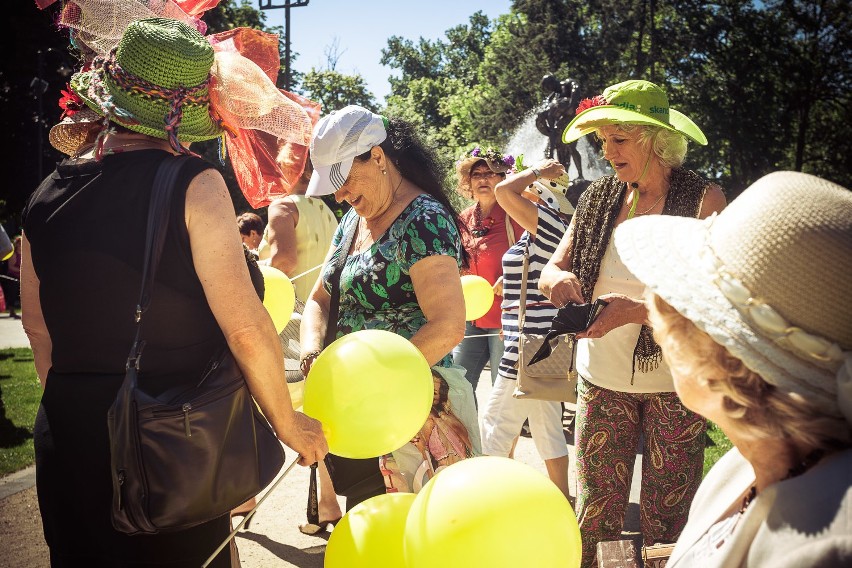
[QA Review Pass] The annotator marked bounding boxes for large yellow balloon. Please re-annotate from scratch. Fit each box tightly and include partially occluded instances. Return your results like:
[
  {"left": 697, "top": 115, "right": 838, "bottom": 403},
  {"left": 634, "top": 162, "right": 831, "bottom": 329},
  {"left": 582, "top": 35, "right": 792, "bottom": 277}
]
[
  {"left": 259, "top": 265, "right": 295, "bottom": 334},
  {"left": 302, "top": 330, "right": 433, "bottom": 458},
  {"left": 404, "top": 456, "right": 582, "bottom": 568},
  {"left": 326, "top": 493, "right": 416, "bottom": 567},
  {"left": 460, "top": 274, "right": 495, "bottom": 321}
]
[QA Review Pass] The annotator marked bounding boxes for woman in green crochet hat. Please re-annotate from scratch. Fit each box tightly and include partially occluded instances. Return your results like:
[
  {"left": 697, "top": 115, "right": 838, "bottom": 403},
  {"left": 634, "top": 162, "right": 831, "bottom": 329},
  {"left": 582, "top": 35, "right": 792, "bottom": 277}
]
[
  {"left": 538, "top": 79, "right": 727, "bottom": 568},
  {"left": 21, "top": 16, "right": 327, "bottom": 566}
]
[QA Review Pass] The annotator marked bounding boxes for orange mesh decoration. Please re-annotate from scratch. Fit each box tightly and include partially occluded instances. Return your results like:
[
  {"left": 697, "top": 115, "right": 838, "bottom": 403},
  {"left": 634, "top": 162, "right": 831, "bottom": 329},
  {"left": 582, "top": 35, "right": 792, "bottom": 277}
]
[
  {"left": 209, "top": 28, "right": 321, "bottom": 207},
  {"left": 175, "top": 0, "right": 222, "bottom": 16},
  {"left": 56, "top": 1, "right": 318, "bottom": 208}
]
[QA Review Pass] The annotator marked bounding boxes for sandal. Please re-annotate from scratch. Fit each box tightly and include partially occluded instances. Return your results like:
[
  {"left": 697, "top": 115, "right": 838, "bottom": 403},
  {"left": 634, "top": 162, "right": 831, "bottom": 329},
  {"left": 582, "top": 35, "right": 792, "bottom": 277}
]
[{"left": 298, "top": 517, "right": 341, "bottom": 535}]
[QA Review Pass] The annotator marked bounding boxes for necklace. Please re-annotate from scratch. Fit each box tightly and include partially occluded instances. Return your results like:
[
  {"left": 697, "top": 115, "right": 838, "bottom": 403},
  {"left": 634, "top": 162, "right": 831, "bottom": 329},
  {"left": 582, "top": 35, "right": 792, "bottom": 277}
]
[
  {"left": 471, "top": 203, "right": 496, "bottom": 237},
  {"left": 626, "top": 188, "right": 667, "bottom": 219},
  {"left": 740, "top": 448, "right": 825, "bottom": 513}
]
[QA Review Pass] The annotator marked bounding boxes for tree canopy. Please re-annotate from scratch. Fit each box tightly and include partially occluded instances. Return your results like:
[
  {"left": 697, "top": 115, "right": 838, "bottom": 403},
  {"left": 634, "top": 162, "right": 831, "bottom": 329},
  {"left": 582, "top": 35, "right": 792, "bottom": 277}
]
[{"left": 381, "top": 0, "right": 850, "bottom": 197}]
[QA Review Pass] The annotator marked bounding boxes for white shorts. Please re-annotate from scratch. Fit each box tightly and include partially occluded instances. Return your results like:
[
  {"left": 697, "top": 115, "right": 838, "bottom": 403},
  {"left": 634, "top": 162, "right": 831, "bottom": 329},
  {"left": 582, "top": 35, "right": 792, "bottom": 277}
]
[{"left": 481, "top": 375, "right": 568, "bottom": 460}]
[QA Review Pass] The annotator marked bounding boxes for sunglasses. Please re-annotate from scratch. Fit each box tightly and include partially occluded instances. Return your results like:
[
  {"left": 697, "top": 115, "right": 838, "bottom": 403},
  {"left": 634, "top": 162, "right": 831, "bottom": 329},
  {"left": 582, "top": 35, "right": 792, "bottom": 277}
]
[{"left": 470, "top": 171, "right": 503, "bottom": 180}]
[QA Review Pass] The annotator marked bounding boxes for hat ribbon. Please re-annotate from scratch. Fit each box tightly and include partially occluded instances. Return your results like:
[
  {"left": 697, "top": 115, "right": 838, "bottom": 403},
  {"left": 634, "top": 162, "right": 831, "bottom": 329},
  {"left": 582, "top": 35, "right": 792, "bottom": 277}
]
[
  {"left": 99, "top": 51, "right": 211, "bottom": 154},
  {"left": 698, "top": 224, "right": 851, "bottom": 424}
]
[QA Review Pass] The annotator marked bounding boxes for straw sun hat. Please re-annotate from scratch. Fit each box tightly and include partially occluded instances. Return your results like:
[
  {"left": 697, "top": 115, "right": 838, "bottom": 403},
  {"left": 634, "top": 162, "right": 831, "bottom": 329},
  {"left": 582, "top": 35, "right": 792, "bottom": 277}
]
[
  {"left": 49, "top": 106, "right": 101, "bottom": 156},
  {"left": 614, "top": 171, "right": 852, "bottom": 425},
  {"left": 70, "top": 17, "right": 224, "bottom": 144},
  {"left": 562, "top": 79, "right": 707, "bottom": 146}
]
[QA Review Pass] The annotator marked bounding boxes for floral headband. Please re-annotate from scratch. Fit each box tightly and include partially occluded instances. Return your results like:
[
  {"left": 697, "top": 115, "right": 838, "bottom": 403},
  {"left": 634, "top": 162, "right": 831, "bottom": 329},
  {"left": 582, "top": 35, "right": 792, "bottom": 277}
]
[{"left": 458, "top": 146, "right": 515, "bottom": 175}]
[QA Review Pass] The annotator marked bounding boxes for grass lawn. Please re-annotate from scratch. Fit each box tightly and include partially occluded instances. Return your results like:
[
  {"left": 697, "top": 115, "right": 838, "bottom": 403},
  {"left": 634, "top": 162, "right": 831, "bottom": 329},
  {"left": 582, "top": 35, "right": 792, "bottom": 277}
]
[
  {"left": 0, "top": 348, "right": 41, "bottom": 476},
  {"left": 704, "top": 421, "right": 734, "bottom": 477}
]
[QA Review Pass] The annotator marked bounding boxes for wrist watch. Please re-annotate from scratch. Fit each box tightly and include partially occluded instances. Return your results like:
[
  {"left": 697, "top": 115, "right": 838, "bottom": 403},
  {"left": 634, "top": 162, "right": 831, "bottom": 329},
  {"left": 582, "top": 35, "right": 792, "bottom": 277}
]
[{"left": 531, "top": 168, "right": 542, "bottom": 179}]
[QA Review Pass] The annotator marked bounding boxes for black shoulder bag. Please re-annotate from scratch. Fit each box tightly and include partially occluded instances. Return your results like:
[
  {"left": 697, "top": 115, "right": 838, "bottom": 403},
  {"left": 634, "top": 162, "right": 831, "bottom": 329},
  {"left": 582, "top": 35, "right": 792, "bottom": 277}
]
[
  {"left": 319, "top": 217, "right": 386, "bottom": 502},
  {"left": 108, "top": 156, "right": 285, "bottom": 534}
]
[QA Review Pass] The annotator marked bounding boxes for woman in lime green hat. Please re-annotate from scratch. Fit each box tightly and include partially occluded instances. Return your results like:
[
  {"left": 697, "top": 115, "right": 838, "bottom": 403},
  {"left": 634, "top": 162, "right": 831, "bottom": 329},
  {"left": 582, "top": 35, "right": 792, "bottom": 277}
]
[
  {"left": 21, "top": 17, "right": 327, "bottom": 566},
  {"left": 539, "top": 79, "right": 727, "bottom": 567}
]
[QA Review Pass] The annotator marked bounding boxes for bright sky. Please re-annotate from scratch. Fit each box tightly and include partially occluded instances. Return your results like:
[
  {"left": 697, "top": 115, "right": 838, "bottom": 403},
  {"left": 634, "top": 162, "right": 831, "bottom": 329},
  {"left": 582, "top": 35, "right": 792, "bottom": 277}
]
[{"left": 260, "top": 0, "right": 513, "bottom": 104}]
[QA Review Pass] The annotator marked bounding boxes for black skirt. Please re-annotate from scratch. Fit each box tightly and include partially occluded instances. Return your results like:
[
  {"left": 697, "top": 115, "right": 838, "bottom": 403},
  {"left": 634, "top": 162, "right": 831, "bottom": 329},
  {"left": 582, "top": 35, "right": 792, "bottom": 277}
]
[{"left": 34, "top": 370, "right": 231, "bottom": 567}]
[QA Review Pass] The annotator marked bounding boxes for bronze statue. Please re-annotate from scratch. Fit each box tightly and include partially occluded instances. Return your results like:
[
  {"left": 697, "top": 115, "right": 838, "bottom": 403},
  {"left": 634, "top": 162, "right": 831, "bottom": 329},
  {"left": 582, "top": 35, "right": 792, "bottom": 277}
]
[{"left": 535, "top": 74, "right": 584, "bottom": 179}]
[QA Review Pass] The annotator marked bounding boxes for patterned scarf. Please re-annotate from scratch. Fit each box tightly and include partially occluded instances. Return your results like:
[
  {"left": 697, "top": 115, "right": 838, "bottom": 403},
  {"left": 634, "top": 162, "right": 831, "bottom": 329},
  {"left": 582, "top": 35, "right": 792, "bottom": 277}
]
[{"left": 570, "top": 168, "right": 710, "bottom": 379}]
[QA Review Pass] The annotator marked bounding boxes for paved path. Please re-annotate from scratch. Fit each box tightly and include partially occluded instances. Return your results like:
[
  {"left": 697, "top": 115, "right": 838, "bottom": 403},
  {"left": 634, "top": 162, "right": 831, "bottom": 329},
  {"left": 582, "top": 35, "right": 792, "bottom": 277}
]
[
  {"left": 0, "top": 316, "right": 642, "bottom": 567},
  {"left": 0, "top": 315, "right": 29, "bottom": 350}
]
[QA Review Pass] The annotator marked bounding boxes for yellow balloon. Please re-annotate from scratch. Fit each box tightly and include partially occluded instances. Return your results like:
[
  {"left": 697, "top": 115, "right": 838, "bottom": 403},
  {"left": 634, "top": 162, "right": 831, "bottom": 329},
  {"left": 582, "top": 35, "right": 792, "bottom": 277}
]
[
  {"left": 259, "top": 265, "right": 295, "bottom": 334},
  {"left": 460, "top": 274, "right": 495, "bottom": 321},
  {"left": 303, "top": 330, "right": 433, "bottom": 458},
  {"left": 326, "top": 493, "right": 416, "bottom": 568},
  {"left": 404, "top": 456, "right": 582, "bottom": 568}
]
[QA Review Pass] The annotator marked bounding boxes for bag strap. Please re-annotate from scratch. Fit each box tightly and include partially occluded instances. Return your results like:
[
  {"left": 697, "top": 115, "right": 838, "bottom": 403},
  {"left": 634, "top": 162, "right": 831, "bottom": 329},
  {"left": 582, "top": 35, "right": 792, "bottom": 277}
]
[
  {"left": 323, "top": 214, "right": 359, "bottom": 348},
  {"left": 504, "top": 213, "right": 516, "bottom": 246},
  {"left": 125, "top": 155, "right": 191, "bottom": 377},
  {"left": 518, "top": 241, "right": 530, "bottom": 331}
]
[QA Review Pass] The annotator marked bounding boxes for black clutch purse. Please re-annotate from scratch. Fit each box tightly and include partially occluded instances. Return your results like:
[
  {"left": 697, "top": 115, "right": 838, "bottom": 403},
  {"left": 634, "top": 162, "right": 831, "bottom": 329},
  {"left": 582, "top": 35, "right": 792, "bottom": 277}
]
[{"left": 528, "top": 299, "right": 608, "bottom": 365}]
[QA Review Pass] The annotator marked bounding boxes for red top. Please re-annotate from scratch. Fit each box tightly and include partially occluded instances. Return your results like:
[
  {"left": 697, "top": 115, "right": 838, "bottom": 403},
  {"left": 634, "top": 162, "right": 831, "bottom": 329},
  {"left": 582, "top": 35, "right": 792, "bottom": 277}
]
[{"left": 460, "top": 203, "right": 524, "bottom": 329}]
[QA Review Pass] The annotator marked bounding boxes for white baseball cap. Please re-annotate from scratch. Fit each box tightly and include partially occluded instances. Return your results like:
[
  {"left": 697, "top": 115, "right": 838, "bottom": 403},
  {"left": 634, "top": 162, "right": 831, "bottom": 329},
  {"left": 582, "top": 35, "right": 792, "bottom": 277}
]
[{"left": 305, "top": 105, "right": 389, "bottom": 197}]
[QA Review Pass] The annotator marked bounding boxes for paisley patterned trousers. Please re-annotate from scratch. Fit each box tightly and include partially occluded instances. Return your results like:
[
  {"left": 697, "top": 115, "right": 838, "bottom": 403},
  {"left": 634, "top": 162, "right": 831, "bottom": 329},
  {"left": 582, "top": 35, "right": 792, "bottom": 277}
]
[{"left": 574, "top": 378, "right": 706, "bottom": 568}]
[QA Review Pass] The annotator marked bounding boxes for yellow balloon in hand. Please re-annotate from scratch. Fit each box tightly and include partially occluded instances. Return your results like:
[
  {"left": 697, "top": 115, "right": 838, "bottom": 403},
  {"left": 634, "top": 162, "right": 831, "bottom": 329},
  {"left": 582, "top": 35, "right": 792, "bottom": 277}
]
[
  {"left": 461, "top": 274, "right": 495, "bottom": 321},
  {"left": 302, "top": 329, "right": 433, "bottom": 458},
  {"left": 259, "top": 265, "right": 295, "bottom": 334},
  {"left": 326, "top": 493, "right": 416, "bottom": 567},
  {"left": 404, "top": 456, "right": 582, "bottom": 568}
]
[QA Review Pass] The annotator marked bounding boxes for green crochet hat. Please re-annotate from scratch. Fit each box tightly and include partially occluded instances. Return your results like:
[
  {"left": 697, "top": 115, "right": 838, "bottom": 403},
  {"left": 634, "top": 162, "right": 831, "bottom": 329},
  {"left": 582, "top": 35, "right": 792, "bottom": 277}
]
[
  {"left": 70, "top": 17, "right": 223, "bottom": 143},
  {"left": 562, "top": 80, "right": 707, "bottom": 146}
]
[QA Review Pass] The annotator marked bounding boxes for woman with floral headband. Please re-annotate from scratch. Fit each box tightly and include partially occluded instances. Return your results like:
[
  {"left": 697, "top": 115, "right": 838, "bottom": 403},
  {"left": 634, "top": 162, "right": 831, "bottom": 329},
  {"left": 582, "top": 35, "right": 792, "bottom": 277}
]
[
  {"left": 480, "top": 156, "right": 574, "bottom": 499},
  {"left": 538, "top": 79, "right": 727, "bottom": 567},
  {"left": 452, "top": 147, "right": 523, "bottom": 394},
  {"left": 615, "top": 171, "right": 852, "bottom": 567},
  {"left": 21, "top": 17, "right": 327, "bottom": 566}
]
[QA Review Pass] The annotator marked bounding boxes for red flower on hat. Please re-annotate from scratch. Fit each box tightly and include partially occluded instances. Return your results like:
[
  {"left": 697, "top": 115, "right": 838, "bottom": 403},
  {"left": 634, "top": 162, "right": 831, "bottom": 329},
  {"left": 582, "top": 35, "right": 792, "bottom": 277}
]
[
  {"left": 575, "top": 95, "right": 608, "bottom": 115},
  {"left": 58, "top": 84, "right": 85, "bottom": 120}
]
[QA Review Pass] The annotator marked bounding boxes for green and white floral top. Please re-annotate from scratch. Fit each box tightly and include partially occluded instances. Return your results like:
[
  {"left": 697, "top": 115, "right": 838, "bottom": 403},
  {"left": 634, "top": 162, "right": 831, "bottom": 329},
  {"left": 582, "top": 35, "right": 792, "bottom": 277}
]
[{"left": 322, "top": 194, "right": 463, "bottom": 367}]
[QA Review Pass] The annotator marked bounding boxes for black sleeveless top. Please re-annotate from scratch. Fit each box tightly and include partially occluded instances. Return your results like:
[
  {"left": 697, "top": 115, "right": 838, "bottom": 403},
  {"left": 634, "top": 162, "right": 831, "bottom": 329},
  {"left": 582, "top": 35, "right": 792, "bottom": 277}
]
[{"left": 23, "top": 150, "right": 225, "bottom": 393}]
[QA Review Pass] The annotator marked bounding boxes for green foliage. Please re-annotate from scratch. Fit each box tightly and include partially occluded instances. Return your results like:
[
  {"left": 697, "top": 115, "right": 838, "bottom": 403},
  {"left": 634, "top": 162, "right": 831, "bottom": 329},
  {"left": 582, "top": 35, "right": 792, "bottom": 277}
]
[
  {"left": 704, "top": 422, "right": 733, "bottom": 478},
  {"left": 383, "top": 0, "right": 850, "bottom": 199},
  {"left": 203, "top": 0, "right": 269, "bottom": 31},
  {"left": 300, "top": 69, "right": 378, "bottom": 113},
  {"left": 0, "top": 349, "right": 40, "bottom": 476}
]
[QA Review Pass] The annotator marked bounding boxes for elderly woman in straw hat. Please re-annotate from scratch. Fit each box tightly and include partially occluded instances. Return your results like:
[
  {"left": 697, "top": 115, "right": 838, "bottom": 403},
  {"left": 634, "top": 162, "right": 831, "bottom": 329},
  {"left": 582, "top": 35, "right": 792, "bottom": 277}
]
[
  {"left": 538, "top": 79, "right": 727, "bottom": 565},
  {"left": 21, "top": 17, "right": 326, "bottom": 566},
  {"left": 614, "top": 171, "right": 852, "bottom": 567},
  {"left": 452, "top": 147, "right": 523, "bottom": 393},
  {"left": 479, "top": 157, "right": 574, "bottom": 499}
]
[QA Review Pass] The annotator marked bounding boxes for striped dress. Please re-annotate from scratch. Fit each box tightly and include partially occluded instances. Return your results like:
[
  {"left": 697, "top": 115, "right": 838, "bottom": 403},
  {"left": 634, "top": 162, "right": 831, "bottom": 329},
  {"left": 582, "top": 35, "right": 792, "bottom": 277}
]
[{"left": 498, "top": 204, "right": 568, "bottom": 379}]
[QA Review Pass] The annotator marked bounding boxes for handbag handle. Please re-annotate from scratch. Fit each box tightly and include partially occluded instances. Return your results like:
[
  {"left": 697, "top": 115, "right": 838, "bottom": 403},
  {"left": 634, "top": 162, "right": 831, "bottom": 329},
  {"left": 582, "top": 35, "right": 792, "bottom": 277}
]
[
  {"left": 518, "top": 241, "right": 531, "bottom": 331},
  {"left": 323, "top": 214, "right": 359, "bottom": 348},
  {"left": 125, "top": 156, "right": 191, "bottom": 376},
  {"left": 504, "top": 211, "right": 516, "bottom": 246}
]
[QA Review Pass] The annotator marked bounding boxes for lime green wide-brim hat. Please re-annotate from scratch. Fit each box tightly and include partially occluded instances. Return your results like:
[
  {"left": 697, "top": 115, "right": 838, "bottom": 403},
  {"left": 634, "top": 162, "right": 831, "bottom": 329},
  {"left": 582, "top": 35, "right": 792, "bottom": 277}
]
[
  {"left": 562, "top": 79, "right": 707, "bottom": 146},
  {"left": 70, "top": 17, "right": 223, "bottom": 142}
]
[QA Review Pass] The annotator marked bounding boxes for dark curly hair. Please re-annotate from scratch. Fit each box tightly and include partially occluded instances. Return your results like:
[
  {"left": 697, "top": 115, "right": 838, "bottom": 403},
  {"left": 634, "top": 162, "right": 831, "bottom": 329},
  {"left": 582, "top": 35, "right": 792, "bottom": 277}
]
[{"left": 354, "top": 117, "right": 470, "bottom": 266}]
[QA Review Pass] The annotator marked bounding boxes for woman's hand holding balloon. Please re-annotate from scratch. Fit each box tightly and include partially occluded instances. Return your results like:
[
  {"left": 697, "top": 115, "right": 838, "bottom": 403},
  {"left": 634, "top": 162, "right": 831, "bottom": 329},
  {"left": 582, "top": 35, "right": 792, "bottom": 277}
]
[{"left": 276, "top": 411, "right": 328, "bottom": 466}]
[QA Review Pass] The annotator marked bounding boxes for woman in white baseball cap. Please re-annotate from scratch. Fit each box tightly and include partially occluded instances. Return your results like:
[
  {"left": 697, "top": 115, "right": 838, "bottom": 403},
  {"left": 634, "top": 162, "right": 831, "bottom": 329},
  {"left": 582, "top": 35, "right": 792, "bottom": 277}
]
[
  {"left": 615, "top": 171, "right": 852, "bottom": 567},
  {"left": 300, "top": 105, "right": 478, "bottom": 509}
]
